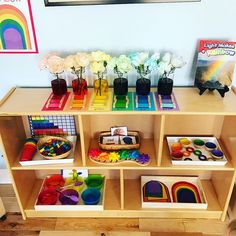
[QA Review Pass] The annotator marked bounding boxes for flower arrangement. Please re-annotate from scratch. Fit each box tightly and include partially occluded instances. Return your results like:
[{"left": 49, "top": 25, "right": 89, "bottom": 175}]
[
  {"left": 39, "top": 53, "right": 65, "bottom": 77},
  {"left": 64, "top": 53, "right": 91, "bottom": 78},
  {"left": 129, "top": 52, "right": 160, "bottom": 95},
  {"left": 90, "top": 51, "right": 111, "bottom": 75},
  {"left": 108, "top": 55, "right": 133, "bottom": 96},
  {"left": 157, "top": 53, "right": 186, "bottom": 79},
  {"left": 39, "top": 53, "right": 67, "bottom": 95},
  {"left": 90, "top": 51, "right": 112, "bottom": 96},
  {"left": 64, "top": 53, "right": 91, "bottom": 95},
  {"left": 108, "top": 55, "right": 133, "bottom": 78},
  {"left": 157, "top": 53, "right": 186, "bottom": 96},
  {"left": 128, "top": 52, "right": 160, "bottom": 79}
]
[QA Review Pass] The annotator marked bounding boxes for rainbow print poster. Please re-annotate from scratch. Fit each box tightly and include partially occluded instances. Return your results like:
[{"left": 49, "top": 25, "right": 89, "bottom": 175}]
[
  {"left": 195, "top": 40, "right": 236, "bottom": 96},
  {"left": 0, "top": 0, "right": 38, "bottom": 53}
]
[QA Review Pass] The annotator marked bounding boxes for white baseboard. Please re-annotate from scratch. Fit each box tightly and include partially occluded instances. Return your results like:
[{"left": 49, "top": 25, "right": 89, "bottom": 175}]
[{"left": 0, "top": 169, "right": 11, "bottom": 184}]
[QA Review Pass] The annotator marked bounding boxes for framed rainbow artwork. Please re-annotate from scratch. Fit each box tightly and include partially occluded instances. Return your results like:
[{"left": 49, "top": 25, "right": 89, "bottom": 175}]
[{"left": 0, "top": 0, "right": 38, "bottom": 54}]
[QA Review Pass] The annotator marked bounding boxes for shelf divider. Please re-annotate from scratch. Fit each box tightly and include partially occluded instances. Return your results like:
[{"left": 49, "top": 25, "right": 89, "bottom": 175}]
[{"left": 120, "top": 169, "right": 124, "bottom": 209}]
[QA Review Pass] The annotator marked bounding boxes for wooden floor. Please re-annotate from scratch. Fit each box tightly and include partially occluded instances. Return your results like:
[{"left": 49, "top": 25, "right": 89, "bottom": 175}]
[
  {"left": 0, "top": 214, "right": 227, "bottom": 236},
  {"left": 0, "top": 184, "right": 230, "bottom": 236}
]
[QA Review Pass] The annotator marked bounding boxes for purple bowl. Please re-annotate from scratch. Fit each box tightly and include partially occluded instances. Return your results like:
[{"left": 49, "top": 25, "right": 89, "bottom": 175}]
[
  {"left": 59, "top": 189, "right": 79, "bottom": 205},
  {"left": 211, "top": 149, "right": 224, "bottom": 159}
]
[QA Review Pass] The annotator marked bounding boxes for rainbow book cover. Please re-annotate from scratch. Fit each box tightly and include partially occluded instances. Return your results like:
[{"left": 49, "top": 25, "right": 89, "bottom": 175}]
[{"left": 195, "top": 40, "right": 236, "bottom": 97}]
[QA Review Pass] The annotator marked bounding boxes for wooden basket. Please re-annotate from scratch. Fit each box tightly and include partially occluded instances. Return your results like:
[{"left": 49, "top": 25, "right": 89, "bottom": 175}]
[
  {"left": 37, "top": 136, "right": 73, "bottom": 160},
  {"left": 98, "top": 131, "right": 140, "bottom": 151}
]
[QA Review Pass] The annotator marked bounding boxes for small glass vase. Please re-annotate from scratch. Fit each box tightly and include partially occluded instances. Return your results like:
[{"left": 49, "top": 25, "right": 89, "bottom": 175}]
[
  {"left": 136, "top": 77, "right": 151, "bottom": 96},
  {"left": 113, "top": 77, "right": 128, "bottom": 96},
  {"left": 51, "top": 76, "right": 67, "bottom": 96},
  {"left": 157, "top": 77, "right": 173, "bottom": 96},
  {"left": 72, "top": 78, "right": 87, "bottom": 96},
  {"left": 94, "top": 75, "right": 108, "bottom": 96}
]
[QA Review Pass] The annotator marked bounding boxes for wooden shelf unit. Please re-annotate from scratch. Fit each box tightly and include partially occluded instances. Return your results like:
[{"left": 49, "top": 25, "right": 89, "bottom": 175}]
[{"left": 0, "top": 87, "right": 236, "bottom": 221}]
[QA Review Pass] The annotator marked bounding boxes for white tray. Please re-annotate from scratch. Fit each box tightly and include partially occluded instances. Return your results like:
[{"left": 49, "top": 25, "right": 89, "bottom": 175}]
[
  {"left": 141, "top": 176, "right": 207, "bottom": 209},
  {"left": 166, "top": 136, "right": 227, "bottom": 166},
  {"left": 19, "top": 136, "right": 76, "bottom": 166},
  {"left": 35, "top": 175, "right": 105, "bottom": 211}
]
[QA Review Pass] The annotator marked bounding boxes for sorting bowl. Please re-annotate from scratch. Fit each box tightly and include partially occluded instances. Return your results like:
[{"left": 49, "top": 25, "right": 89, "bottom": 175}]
[
  {"left": 81, "top": 188, "right": 101, "bottom": 205},
  {"left": 59, "top": 189, "right": 79, "bottom": 205},
  {"left": 64, "top": 176, "right": 84, "bottom": 192},
  {"left": 37, "top": 189, "right": 58, "bottom": 205},
  {"left": 193, "top": 139, "right": 205, "bottom": 148},
  {"left": 211, "top": 149, "right": 224, "bottom": 159},
  {"left": 45, "top": 174, "right": 65, "bottom": 190},
  {"left": 85, "top": 174, "right": 104, "bottom": 189},
  {"left": 205, "top": 142, "right": 217, "bottom": 151}
]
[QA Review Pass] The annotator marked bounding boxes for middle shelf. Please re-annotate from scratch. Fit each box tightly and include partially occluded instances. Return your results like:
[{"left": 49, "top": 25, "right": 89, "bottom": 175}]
[{"left": 2, "top": 113, "right": 236, "bottom": 171}]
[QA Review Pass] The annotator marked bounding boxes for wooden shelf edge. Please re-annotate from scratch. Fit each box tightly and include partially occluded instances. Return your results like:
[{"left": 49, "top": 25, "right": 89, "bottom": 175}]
[
  {"left": 0, "top": 87, "right": 16, "bottom": 108},
  {"left": 24, "top": 209, "right": 222, "bottom": 219}
]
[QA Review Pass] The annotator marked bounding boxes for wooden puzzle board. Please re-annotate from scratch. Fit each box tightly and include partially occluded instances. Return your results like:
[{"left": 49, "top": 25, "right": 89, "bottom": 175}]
[{"left": 141, "top": 176, "right": 207, "bottom": 209}]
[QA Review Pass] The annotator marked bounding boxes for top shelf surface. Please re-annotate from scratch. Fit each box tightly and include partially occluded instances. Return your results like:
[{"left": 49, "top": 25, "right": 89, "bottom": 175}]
[{"left": 1, "top": 87, "right": 236, "bottom": 115}]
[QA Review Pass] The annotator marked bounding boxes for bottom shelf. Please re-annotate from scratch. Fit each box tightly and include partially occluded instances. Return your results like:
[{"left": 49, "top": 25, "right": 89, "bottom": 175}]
[{"left": 24, "top": 178, "right": 222, "bottom": 219}]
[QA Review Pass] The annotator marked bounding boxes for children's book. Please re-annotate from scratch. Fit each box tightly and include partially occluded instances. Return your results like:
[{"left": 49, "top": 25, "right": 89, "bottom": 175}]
[{"left": 195, "top": 40, "right": 236, "bottom": 97}]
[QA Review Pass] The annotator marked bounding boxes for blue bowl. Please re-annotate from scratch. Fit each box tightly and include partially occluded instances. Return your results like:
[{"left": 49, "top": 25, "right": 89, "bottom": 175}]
[{"left": 81, "top": 188, "right": 101, "bottom": 205}]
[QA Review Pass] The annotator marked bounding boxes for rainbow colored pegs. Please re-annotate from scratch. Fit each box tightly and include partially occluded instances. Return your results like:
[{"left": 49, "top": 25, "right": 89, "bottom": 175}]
[
  {"left": 20, "top": 138, "right": 38, "bottom": 161},
  {"left": 38, "top": 138, "right": 71, "bottom": 157}
]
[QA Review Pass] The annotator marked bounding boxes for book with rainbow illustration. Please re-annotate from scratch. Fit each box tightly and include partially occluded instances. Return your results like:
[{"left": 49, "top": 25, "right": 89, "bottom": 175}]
[{"left": 195, "top": 40, "right": 236, "bottom": 97}]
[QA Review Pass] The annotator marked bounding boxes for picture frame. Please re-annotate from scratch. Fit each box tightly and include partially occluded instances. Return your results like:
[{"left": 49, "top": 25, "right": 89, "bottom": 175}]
[
  {"left": 110, "top": 126, "right": 128, "bottom": 136},
  {"left": 44, "top": 0, "right": 200, "bottom": 6},
  {"left": 0, "top": 0, "right": 38, "bottom": 54}
]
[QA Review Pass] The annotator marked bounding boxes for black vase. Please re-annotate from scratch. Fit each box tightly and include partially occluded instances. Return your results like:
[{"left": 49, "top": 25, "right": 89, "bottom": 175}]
[
  {"left": 51, "top": 78, "right": 67, "bottom": 96},
  {"left": 113, "top": 78, "right": 128, "bottom": 96},
  {"left": 157, "top": 77, "right": 173, "bottom": 96},
  {"left": 136, "top": 78, "right": 151, "bottom": 96}
]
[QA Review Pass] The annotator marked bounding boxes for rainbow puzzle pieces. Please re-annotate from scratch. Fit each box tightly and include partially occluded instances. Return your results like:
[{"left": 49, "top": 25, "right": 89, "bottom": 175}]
[
  {"left": 42, "top": 92, "right": 70, "bottom": 111},
  {"left": 141, "top": 176, "right": 207, "bottom": 209}
]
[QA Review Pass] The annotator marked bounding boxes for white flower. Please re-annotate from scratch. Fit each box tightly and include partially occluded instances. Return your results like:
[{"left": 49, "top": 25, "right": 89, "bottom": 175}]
[
  {"left": 75, "top": 53, "right": 91, "bottom": 68},
  {"left": 157, "top": 53, "right": 186, "bottom": 78},
  {"left": 108, "top": 57, "right": 117, "bottom": 71},
  {"left": 162, "top": 52, "right": 171, "bottom": 64},
  {"left": 112, "top": 55, "right": 133, "bottom": 75},
  {"left": 39, "top": 52, "right": 59, "bottom": 70},
  {"left": 139, "top": 52, "right": 149, "bottom": 64},
  {"left": 151, "top": 52, "right": 160, "bottom": 61},
  {"left": 129, "top": 52, "right": 149, "bottom": 67},
  {"left": 90, "top": 61, "right": 106, "bottom": 74},
  {"left": 64, "top": 55, "right": 76, "bottom": 71},
  {"left": 171, "top": 55, "right": 186, "bottom": 68},
  {"left": 91, "top": 51, "right": 111, "bottom": 62},
  {"left": 158, "top": 62, "right": 172, "bottom": 76},
  {"left": 47, "top": 55, "right": 64, "bottom": 74}
]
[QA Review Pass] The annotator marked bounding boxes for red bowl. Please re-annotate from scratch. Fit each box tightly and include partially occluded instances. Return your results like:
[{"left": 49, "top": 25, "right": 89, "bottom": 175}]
[
  {"left": 37, "top": 189, "right": 58, "bottom": 205},
  {"left": 45, "top": 175, "right": 65, "bottom": 189}
]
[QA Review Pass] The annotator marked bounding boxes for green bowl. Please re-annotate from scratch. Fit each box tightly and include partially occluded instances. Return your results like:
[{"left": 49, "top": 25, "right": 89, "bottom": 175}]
[{"left": 85, "top": 174, "right": 104, "bottom": 189}]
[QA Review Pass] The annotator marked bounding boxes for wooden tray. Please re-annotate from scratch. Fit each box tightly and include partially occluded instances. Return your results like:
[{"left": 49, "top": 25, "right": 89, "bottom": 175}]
[
  {"left": 35, "top": 175, "right": 105, "bottom": 211},
  {"left": 166, "top": 136, "right": 227, "bottom": 166},
  {"left": 98, "top": 131, "right": 140, "bottom": 150},
  {"left": 141, "top": 176, "right": 207, "bottom": 209}
]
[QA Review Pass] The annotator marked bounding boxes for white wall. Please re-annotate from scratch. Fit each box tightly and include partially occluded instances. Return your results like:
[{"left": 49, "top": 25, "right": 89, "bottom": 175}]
[{"left": 0, "top": 0, "right": 236, "bottom": 98}]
